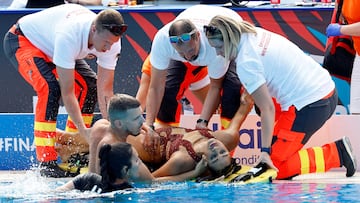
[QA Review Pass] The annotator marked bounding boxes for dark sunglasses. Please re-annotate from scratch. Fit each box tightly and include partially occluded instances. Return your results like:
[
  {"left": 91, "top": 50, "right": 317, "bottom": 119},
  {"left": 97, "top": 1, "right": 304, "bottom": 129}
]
[
  {"left": 169, "top": 29, "right": 197, "bottom": 44},
  {"left": 203, "top": 25, "right": 220, "bottom": 36},
  {"left": 102, "top": 24, "right": 128, "bottom": 36}
]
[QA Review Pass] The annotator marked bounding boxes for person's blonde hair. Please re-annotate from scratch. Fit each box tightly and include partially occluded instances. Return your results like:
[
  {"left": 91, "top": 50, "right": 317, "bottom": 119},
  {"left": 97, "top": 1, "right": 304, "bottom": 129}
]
[{"left": 206, "top": 15, "right": 257, "bottom": 60}]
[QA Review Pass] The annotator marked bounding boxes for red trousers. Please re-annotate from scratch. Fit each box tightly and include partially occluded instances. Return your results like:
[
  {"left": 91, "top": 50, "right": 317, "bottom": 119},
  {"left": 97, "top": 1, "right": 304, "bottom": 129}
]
[{"left": 270, "top": 90, "right": 341, "bottom": 179}]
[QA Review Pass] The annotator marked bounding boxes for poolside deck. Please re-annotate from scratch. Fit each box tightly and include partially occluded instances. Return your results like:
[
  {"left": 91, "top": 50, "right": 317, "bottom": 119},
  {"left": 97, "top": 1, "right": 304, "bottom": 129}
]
[{"left": 274, "top": 171, "right": 360, "bottom": 184}]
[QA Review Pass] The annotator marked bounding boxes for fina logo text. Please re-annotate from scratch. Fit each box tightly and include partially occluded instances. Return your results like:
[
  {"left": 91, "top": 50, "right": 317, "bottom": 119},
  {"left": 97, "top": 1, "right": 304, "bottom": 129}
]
[
  {"left": 0, "top": 137, "right": 35, "bottom": 152},
  {"left": 239, "top": 121, "right": 262, "bottom": 149},
  {"left": 236, "top": 121, "right": 262, "bottom": 165}
]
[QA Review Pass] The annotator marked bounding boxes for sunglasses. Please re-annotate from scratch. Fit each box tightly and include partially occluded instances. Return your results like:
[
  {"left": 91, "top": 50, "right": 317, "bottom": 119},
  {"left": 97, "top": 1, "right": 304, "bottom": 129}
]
[
  {"left": 203, "top": 25, "right": 220, "bottom": 36},
  {"left": 102, "top": 24, "right": 128, "bottom": 36},
  {"left": 169, "top": 29, "right": 197, "bottom": 44}
]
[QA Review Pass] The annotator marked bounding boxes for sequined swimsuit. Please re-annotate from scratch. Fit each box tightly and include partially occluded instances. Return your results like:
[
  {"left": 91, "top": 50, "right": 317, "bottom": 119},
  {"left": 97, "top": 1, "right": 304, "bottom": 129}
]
[{"left": 155, "top": 128, "right": 214, "bottom": 163}]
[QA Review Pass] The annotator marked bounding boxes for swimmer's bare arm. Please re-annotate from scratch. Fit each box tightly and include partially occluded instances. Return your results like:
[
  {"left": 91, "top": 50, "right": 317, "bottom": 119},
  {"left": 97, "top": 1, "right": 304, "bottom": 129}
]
[
  {"left": 55, "top": 129, "right": 89, "bottom": 162},
  {"left": 55, "top": 179, "right": 75, "bottom": 192},
  {"left": 155, "top": 155, "right": 207, "bottom": 182},
  {"left": 55, "top": 119, "right": 108, "bottom": 151},
  {"left": 152, "top": 151, "right": 199, "bottom": 179},
  {"left": 226, "top": 89, "right": 254, "bottom": 132},
  {"left": 191, "top": 84, "right": 210, "bottom": 104},
  {"left": 132, "top": 160, "right": 156, "bottom": 183},
  {"left": 56, "top": 129, "right": 89, "bottom": 146},
  {"left": 213, "top": 90, "right": 254, "bottom": 151}
]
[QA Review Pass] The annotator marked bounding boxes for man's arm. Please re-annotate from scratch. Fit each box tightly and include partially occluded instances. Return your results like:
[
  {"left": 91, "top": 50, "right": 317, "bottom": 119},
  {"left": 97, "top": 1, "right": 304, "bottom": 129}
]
[
  {"left": 136, "top": 55, "right": 152, "bottom": 112},
  {"left": 339, "top": 22, "right": 360, "bottom": 37},
  {"left": 136, "top": 72, "right": 150, "bottom": 112},
  {"left": 251, "top": 84, "right": 274, "bottom": 151},
  {"left": 57, "top": 66, "right": 87, "bottom": 136},
  {"left": 196, "top": 77, "right": 223, "bottom": 128},
  {"left": 97, "top": 65, "right": 115, "bottom": 120},
  {"left": 145, "top": 67, "right": 167, "bottom": 127},
  {"left": 251, "top": 84, "right": 277, "bottom": 170}
]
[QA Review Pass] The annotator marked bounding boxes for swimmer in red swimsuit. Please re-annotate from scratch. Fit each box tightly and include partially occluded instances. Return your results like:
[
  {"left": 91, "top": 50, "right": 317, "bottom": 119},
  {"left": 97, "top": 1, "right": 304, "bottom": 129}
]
[{"left": 57, "top": 92, "right": 254, "bottom": 181}]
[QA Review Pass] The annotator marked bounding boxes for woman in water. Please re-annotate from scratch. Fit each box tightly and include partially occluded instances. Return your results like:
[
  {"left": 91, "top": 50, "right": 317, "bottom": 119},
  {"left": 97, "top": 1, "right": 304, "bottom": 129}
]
[{"left": 56, "top": 142, "right": 207, "bottom": 193}]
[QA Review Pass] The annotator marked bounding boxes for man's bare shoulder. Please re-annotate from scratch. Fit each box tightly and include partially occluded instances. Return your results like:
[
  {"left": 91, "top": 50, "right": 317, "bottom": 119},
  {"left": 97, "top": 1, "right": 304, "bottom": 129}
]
[
  {"left": 93, "top": 119, "right": 110, "bottom": 127},
  {"left": 88, "top": 119, "right": 112, "bottom": 145},
  {"left": 91, "top": 119, "right": 110, "bottom": 133}
]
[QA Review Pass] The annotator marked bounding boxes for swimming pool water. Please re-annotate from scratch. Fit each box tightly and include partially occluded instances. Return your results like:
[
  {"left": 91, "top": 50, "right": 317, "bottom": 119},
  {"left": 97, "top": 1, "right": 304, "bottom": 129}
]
[{"left": 1, "top": 172, "right": 360, "bottom": 203}]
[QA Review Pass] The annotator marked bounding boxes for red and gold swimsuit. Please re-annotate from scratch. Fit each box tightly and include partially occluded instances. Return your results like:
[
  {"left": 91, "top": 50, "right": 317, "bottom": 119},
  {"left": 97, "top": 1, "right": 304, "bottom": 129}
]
[{"left": 155, "top": 128, "right": 214, "bottom": 163}]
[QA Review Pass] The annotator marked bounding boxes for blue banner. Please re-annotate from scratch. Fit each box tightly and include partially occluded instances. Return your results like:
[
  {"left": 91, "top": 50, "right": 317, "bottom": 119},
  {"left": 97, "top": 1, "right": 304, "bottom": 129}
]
[{"left": 0, "top": 114, "right": 67, "bottom": 170}]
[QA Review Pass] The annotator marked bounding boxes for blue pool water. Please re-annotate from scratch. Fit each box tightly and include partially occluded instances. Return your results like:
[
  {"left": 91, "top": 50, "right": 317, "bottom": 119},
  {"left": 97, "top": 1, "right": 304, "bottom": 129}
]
[{"left": 1, "top": 171, "right": 360, "bottom": 203}]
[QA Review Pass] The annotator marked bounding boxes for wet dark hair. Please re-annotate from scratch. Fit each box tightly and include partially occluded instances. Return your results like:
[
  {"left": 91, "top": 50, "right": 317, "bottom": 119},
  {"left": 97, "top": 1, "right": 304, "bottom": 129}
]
[
  {"left": 196, "top": 158, "right": 241, "bottom": 182},
  {"left": 99, "top": 142, "right": 133, "bottom": 190}
]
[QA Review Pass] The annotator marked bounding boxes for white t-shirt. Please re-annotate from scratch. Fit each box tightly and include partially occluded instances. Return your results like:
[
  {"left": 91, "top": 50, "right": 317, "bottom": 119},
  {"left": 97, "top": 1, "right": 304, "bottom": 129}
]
[
  {"left": 150, "top": 5, "right": 242, "bottom": 79},
  {"left": 18, "top": 4, "right": 121, "bottom": 70},
  {"left": 235, "top": 27, "right": 335, "bottom": 111}
]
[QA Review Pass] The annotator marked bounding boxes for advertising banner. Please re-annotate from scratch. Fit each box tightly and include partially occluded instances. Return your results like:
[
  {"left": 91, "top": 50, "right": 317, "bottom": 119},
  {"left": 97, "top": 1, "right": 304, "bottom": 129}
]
[
  {"left": 180, "top": 114, "right": 360, "bottom": 172},
  {"left": 0, "top": 114, "right": 67, "bottom": 170},
  {"left": 1, "top": 113, "right": 359, "bottom": 171}
]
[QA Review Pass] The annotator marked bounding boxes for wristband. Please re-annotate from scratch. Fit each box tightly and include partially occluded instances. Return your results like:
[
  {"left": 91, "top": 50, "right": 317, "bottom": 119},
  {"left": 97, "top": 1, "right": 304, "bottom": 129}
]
[
  {"left": 149, "top": 124, "right": 155, "bottom": 131},
  {"left": 196, "top": 118, "right": 209, "bottom": 126},
  {"left": 261, "top": 147, "right": 271, "bottom": 154}
]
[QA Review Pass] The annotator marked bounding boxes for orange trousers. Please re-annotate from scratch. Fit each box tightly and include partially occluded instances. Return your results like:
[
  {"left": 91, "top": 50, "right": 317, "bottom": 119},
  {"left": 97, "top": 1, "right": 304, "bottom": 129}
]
[
  {"left": 270, "top": 90, "right": 341, "bottom": 179},
  {"left": 4, "top": 25, "right": 96, "bottom": 162},
  {"left": 143, "top": 58, "right": 208, "bottom": 126}
]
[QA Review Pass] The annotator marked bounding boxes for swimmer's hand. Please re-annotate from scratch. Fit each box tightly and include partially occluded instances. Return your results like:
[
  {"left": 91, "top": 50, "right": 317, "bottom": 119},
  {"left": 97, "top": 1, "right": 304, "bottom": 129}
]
[
  {"left": 56, "top": 128, "right": 89, "bottom": 146},
  {"left": 195, "top": 155, "right": 208, "bottom": 175},
  {"left": 241, "top": 89, "right": 254, "bottom": 106},
  {"left": 55, "top": 129, "right": 89, "bottom": 162},
  {"left": 55, "top": 143, "right": 89, "bottom": 162}
]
